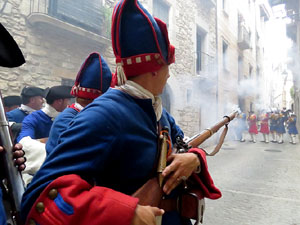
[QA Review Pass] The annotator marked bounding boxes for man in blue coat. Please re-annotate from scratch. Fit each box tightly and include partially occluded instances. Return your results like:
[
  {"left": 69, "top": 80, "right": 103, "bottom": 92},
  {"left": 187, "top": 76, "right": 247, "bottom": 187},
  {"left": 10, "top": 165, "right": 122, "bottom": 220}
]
[
  {"left": 287, "top": 114, "right": 298, "bottom": 144},
  {"left": 6, "top": 86, "right": 45, "bottom": 123},
  {"left": 3, "top": 95, "right": 21, "bottom": 113},
  {"left": 17, "top": 85, "right": 73, "bottom": 186},
  {"left": 46, "top": 52, "right": 112, "bottom": 155},
  {"left": 21, "top": 1, "right": 221, "bottom": 225}
]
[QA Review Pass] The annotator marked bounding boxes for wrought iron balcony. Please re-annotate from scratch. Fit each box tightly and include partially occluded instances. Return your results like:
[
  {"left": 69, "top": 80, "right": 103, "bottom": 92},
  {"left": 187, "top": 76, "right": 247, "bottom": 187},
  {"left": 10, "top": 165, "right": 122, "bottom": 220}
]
[
  {"left": 238, "top": 25, "right": 251, "bottom": 50},
  {"left": 27, "top": 0, "right": 111, "bottom": 40}
]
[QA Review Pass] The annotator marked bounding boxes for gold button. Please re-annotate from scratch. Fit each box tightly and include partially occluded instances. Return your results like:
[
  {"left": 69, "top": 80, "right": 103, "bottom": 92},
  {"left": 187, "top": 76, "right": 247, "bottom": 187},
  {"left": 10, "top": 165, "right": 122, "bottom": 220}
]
[
  {"left": 48, "top": 188, "right": 58, "bottom": 200},
  {"left": 28, "top": 219, "right": 36, "bottom": 225},
  {"left": 35, "top": 202, "right": 45, "bottom": 213}
]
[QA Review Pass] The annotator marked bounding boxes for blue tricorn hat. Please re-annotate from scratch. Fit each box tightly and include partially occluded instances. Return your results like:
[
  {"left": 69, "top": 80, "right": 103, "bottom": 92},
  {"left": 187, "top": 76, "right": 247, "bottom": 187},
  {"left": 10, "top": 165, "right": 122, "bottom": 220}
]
[
  {"left": 71, "top": 52, "right": 112, "bottom": 99},
  {"left": 112, "top": 0, "right": 175, "bottom": 82}
]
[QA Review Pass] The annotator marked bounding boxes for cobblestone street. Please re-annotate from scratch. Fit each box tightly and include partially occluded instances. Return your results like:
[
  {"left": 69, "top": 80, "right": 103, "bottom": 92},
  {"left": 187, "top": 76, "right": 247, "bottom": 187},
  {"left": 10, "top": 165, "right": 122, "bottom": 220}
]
[{"left": 203, "top": 135, "right": 300, "bottom": 225}]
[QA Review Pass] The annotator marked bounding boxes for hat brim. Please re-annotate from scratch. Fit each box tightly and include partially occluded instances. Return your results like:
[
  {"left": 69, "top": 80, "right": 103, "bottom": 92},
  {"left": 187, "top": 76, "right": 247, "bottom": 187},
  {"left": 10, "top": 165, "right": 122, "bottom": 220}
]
[{"left": 0, "top": 23, "right": 25, "bottom": 68}]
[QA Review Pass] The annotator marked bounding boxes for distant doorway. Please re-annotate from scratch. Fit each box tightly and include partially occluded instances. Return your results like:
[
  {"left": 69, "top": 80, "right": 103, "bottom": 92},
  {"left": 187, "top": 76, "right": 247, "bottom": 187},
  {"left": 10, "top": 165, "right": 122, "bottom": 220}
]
[{"left": 161, "top": 84, "right": 172, "bottom": 113}]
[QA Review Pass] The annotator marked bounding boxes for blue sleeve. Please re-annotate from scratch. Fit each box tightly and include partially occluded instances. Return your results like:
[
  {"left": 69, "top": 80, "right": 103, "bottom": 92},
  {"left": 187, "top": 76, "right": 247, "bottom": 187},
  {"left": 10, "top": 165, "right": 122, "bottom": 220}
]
[
  {"left": 46, "top": 112, "right": 76, "bottom": 155},
  {"left": 17, "top": 114, "right": 37, "bottom": 142},
  {"left": 6, "top": 111, "right": 13, "bottom": 122},
  {"left": 163, "top": 109, "right": 184, "bottom": 141}
]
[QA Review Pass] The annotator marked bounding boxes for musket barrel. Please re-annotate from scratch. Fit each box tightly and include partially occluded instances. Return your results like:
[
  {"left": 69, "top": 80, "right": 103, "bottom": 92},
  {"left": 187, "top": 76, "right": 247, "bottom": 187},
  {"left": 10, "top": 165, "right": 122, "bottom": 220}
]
[
  {"left": 187, "top": 111, "right": 237, "bottom": 148},
  {"left": 0, "top": 91, "right": 25, "bottom": 223}
]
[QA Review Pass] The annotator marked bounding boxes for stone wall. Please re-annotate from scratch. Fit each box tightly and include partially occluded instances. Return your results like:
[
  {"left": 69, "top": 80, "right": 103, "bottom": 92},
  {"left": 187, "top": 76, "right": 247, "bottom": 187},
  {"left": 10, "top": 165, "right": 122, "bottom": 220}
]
[{"left": 0, "top": 0, "right": 114, "bottom": 96}]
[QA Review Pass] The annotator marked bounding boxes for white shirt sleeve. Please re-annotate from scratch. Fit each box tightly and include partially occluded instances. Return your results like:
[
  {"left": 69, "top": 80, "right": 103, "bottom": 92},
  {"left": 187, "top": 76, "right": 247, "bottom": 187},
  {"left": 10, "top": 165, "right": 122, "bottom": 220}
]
[{"left": 19, "top": 136, "right": 46, "bottom": 186}]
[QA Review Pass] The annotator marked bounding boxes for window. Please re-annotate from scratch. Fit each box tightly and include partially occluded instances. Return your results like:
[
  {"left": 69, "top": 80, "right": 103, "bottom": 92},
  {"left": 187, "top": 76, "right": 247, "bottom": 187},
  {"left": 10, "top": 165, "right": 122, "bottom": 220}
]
[
  {"left": 153, "top": 0, "right": 170, "bottom": 27},
  {"left": 196, "top": 29, "right": 206, "bottom": 73},
  {"left": 222, "top": 0, "right": 228, "bottom": 13},
  {"left": 48, "top": 0, "right": 109, "bottom": 36},
  {"left": 161, "top": 84, "right": 172, "bottom": 112},
  {"left": 187, "top": 89, "right": 192, "bottom": 104},
  {"left": 222, "top": 40, "right": 229, "bottom": 70},
  {"left": 238, "top": 56, "right": 243, "bottom": 83},
  {"left": 249, "top": 65, "right": 253, "bottom": 78}
]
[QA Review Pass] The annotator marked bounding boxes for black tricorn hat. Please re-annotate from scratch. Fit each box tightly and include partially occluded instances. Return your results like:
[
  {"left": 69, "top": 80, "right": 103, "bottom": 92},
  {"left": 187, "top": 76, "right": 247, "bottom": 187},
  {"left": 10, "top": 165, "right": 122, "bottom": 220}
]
[
  {"left": 21, "top": 86, "right": 45, "bottom": 97},
  {"left": 0, "top": 23, "right": 25, "bottom": 68},
  {"left": 45, "top": 85, "right": 73, "bottom": 102},
  {"left": 3, "top": 95, "right": 22, "bottom": 107}
]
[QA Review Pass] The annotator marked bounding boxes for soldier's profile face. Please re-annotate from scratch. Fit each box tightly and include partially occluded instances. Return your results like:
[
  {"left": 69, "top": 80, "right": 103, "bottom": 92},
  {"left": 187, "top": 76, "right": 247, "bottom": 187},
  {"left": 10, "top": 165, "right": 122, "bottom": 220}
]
[{"left": 31, "top": 96, "right": 44, "bottom": 110}]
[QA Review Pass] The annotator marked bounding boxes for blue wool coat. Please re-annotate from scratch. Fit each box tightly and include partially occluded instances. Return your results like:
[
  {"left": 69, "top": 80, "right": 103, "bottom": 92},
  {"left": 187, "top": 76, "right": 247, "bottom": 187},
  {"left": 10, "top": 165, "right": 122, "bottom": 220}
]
[
  {"left": 6, "top": 108, "right": 28, "bottom": 123},
  {"left": 21, "top": 89, "right": 188, "bottom": 225},
  {"left": 270, "top": 118, "right": 277, "bottom": 132},
  {"left": 46, "top": 105, "right": 182, "bottom": 156},
  {"left": 0, "top": 189, "right": 7, "bottom": 225},
  {"left": 17, "top": 110, "right": 53, "bottom": 142},
  {"left": 276, "top": 117, "right": 286, "bottom": 134},
  {"left": 288, "top": 118, "right": 298, "bottom": 135},
  {"left": 46, "top": 107, "right": 79, "bottom": 155}
]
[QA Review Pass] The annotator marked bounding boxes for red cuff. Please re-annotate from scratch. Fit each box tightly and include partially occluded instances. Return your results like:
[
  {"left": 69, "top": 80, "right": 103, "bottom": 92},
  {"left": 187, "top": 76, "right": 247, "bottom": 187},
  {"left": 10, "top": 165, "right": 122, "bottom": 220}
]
[
  {"left": 26, "top": 174, "right": 138, "bottom": 225},
  {"left": 188, "top": 148, "right": 222, "bottom": 200}
]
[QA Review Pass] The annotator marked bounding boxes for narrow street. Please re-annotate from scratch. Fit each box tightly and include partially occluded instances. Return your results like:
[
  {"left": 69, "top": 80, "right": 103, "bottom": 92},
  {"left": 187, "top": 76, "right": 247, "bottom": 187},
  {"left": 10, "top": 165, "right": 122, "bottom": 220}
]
[{"left": 203, "top": 135, "right": 300, "bottom": 225}]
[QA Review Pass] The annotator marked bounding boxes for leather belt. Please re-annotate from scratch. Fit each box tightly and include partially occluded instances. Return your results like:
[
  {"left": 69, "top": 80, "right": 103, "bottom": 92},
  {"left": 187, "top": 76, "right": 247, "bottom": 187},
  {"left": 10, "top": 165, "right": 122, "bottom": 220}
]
[{"left": 160, "top": 198, "right": 178, "bottom": 212}]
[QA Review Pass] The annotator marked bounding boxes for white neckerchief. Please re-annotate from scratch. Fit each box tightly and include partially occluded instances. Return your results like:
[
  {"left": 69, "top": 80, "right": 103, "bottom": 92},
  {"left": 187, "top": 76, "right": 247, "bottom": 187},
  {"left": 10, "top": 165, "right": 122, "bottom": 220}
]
[
  {"left": 19, "top": 104, "right": 35, "bottom": 114},
  {"left": 41, "top": 103, "right": 60, "bottom": 119},
  {"left": 74, "top": 102, "right": 84, "bottom": 111},
  {"left": 118, "top": 80, "right": 162, "bottom": 121}
]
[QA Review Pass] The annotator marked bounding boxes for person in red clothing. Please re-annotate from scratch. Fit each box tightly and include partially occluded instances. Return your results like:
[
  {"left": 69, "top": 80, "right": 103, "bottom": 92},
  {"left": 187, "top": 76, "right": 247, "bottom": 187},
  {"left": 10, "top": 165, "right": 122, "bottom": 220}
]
[
  {"left": 259, "top": 112, "right": 270, "bottom": 143},
  {"left": 248, "top": 111, "right": 258, "bottom": 143}
]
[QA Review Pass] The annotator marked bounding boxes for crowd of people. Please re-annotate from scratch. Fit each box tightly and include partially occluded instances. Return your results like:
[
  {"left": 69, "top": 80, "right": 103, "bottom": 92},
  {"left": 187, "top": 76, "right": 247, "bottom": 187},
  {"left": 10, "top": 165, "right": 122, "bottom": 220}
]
[
  {"left": 0, "top": 0, "right": 223, "bottom": 225},
  {"left": 233, "top": 108, "right": 299, "bottom": 144}
]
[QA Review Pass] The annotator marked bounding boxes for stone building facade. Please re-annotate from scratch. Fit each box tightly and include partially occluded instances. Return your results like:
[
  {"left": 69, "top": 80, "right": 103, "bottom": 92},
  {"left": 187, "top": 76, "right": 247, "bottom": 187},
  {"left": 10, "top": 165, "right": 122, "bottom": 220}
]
[
  {"left": 217, "top": 0, "right": 271, "bottom": 116},
  {"left": 0, "top": 0, "right": 271, "bottom": 139},
  {"left": 283, "top": 0, "right": 300, "bottom": 134}
]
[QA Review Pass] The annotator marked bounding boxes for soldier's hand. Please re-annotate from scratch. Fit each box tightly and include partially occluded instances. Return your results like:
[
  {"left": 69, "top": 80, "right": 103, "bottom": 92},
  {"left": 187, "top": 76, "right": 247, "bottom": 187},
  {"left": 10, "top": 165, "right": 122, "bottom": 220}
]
[
  {"left": 0, "top": 144, "right": 26, "bottom": 171},
  {"left": 13, "top": 143, "right": 26, "bottom": 171},
  {"left": 162, "top": 153, "right": 200, "bottom": 195},
  {"left": 131, "top": 205, "right": 164, "bottom": 225}
]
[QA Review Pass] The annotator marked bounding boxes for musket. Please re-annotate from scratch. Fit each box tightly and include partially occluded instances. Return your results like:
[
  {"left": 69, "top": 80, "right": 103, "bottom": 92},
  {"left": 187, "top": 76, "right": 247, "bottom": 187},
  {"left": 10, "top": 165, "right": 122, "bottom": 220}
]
[
  {"left": 0, "top": 90, "right": 25, "bottom": 225},
  {"left": 132, "top": 111, "right": 238, "bottom": 224},
  {"left": 187, "top": 111, "right": 237, "bottom": 148}
]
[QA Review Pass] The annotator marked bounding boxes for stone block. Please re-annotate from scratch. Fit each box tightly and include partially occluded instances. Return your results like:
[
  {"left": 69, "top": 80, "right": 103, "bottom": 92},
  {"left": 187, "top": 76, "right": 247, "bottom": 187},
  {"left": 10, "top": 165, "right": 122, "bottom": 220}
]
[{"left": 2, "top": 2, "right": 12, "bottom": 14}]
